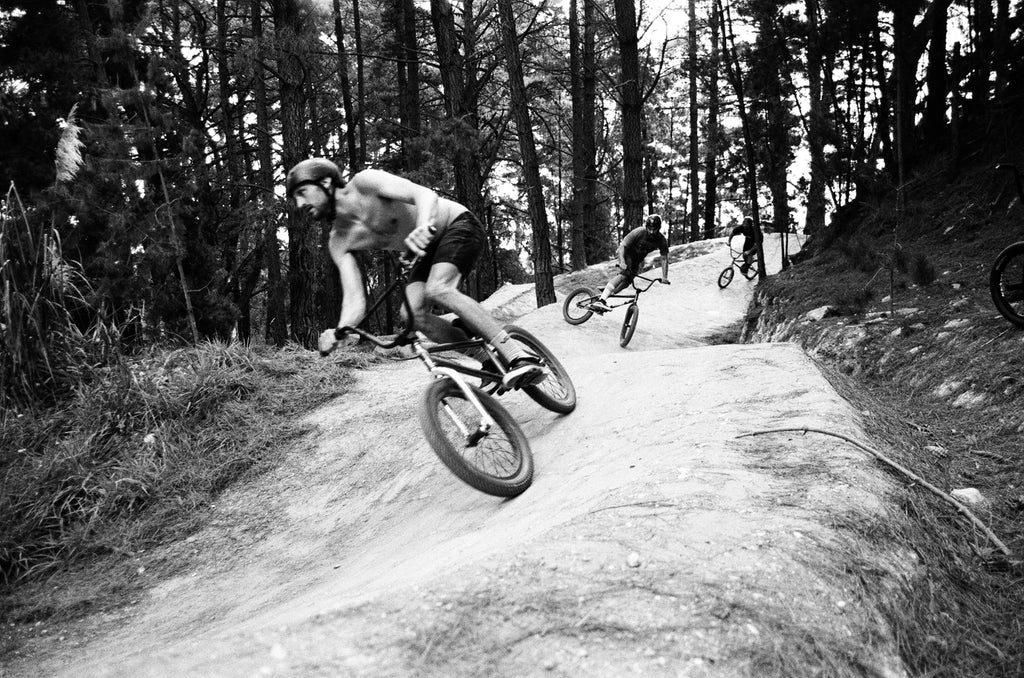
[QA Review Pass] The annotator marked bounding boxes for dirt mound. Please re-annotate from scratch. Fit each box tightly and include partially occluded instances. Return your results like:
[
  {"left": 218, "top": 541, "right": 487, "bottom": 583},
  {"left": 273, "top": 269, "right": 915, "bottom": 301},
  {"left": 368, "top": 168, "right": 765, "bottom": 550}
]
[{"left": 8, "top": 237, "right": 917, "bottom": 677}]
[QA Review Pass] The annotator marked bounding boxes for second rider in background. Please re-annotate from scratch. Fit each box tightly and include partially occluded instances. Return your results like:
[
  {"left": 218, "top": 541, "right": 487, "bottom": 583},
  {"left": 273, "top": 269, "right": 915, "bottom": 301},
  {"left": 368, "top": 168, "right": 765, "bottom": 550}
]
[{"left": 590, "top": 214, "right": 670, "bottom": 312}]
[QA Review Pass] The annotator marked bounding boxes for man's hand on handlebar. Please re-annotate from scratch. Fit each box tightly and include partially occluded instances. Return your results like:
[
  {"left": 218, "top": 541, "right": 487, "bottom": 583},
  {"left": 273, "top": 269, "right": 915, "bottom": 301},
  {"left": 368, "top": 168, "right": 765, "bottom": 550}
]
[
  {"left": 403, "top": 224, "right": 437, "bottom": 257},
  {"left": 318, "top": 327, "right": 357, "bottom": 356}
]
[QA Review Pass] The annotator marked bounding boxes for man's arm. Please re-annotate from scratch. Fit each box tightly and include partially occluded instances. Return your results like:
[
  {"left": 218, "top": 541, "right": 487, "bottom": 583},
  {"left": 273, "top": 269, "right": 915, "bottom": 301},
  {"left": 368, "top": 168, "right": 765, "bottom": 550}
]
[
  {"left": 319, "top": 232, "right": 367, "bottom": 354},
  {"left": 357, "top": 168, "right": 439, "bottom": 255},
  {"left": 659, "top": 238, "right": 669, "bottom": 281}
]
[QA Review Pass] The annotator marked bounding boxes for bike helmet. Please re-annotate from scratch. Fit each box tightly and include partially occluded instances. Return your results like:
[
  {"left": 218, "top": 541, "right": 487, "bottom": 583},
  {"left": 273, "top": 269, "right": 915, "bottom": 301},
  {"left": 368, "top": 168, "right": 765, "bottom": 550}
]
[
  {"left": 645, "top": 214, "right": 662, "bottom": 230},
  {"left": 285, "top": 158, "right": 344, "bottom": 198}
]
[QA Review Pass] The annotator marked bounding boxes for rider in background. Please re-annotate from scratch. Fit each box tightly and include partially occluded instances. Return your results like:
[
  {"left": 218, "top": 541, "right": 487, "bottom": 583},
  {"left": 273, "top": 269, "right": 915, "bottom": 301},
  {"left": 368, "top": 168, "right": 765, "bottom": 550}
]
[
  {"left": 286, "top": 158, "right": 543, "bottom": 389},
  {"left": 730, "top": 216, "right": 759, "bottom": 274},
  {"left": 590, "top": 214, "right": 670, "bottom": 312}
]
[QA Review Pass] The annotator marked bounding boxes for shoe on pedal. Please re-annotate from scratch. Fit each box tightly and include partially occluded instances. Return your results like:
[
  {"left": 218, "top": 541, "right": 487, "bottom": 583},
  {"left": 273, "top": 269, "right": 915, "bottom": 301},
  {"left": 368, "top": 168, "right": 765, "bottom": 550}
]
[
  {"left": 501, "top": 356, "right": 545, "bottom": 389},
  {"left": 589, "top": 299, "right": 612, "bottom": 313}
]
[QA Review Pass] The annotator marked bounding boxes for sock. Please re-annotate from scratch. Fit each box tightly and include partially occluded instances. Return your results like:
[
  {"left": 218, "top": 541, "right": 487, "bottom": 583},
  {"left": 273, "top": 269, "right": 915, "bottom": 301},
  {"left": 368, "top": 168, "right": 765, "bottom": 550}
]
[{"left": 488, "top": 329, "right": 529, "bottom": 365}]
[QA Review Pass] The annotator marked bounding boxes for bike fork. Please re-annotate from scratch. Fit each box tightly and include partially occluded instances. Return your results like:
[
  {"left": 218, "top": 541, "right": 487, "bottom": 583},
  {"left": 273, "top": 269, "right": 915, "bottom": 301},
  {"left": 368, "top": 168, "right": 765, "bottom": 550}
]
[{"left": 415, "top": 336, "right": 497, "bottom": 445}]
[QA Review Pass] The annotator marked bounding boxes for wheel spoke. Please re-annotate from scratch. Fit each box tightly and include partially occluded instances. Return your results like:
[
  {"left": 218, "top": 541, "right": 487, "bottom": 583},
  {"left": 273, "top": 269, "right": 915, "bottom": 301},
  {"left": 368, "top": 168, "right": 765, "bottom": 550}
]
[{"left": 435, "top": 395, "right": 521, "bottom": 480}]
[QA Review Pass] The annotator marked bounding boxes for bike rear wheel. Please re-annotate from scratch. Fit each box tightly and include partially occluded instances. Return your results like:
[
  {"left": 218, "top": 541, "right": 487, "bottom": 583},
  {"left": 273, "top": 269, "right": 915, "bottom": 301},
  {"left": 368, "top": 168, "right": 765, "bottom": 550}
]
[
  {"left": 742, "top": 263, "right": 759, "bottom": 280},
  {"left": 562, "top": 287, "right": 598, "bottom": 325},
  {"left": 504, "top": 325, "right": 577, "bottom": 414},
  {"left": 619, "top": 303, "right": 639, "bottom": 347},
  {"left": 717, "top": 266, "right": 734, "bottom": 288},
  {"left": 990, "top": 241, "right": 1024, "bottom": 328},
  {"left": 419, "top": 378, "right": 533, "bottom": 497}
]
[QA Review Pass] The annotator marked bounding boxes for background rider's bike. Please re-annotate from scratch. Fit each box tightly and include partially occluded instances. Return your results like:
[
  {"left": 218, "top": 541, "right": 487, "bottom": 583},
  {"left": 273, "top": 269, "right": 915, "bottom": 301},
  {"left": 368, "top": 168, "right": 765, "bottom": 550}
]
[
  {"left": 717, "top": 247, "right": 758, "bottom": 289},
  {"left": 328, "top": 255, "right": 576, "bottom": 498},
  {"left": 990, "top": 163, "right": 1024, "bottom": 328},
  {"left": 561, "top": 273, "right": 667, "bottom": 347}
]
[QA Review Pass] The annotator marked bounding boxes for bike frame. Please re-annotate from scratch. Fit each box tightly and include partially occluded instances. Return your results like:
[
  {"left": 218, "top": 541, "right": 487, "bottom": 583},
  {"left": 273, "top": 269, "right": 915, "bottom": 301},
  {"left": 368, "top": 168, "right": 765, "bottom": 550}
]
[
  {"left": 600, "top": 274, "right": 662, "bottom": 310},
  {"left": 334, "top": 255, "right": 502, "bottom": 432}
]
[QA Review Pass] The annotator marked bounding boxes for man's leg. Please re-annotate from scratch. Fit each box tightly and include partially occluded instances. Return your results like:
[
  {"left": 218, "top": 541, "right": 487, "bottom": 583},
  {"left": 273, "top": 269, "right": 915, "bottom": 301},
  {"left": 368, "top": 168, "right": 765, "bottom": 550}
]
[{"left": 409, "top": 263, "right": 543, "bottom": 387}]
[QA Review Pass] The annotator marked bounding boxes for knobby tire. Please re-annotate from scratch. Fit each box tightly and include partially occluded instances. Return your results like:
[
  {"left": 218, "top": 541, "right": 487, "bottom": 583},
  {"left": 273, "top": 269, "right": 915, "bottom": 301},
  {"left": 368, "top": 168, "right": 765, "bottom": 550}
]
[
  {"left": 718, "top": 267, "right": 734, "bottom": 289},
  {"left": 619, "top": 304, "right": 639, "bottom": 347},
  {"left": 562, "top": 287, "right": 597, "bottom": 325},
  {"left": 419, "top": 378, "right": 533, "bottom": 497},
  {"left": 990, "top": 242, "right": 1024, "bottom": 328}
]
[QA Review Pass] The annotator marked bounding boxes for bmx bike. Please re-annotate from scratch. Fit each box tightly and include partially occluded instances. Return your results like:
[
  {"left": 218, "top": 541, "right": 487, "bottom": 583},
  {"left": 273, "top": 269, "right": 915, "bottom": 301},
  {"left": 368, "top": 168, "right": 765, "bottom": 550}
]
[
  {"left": 717, "top": 247, "right": 758, "bottom": 289},
  {"left": 561, "top": 273, "right": 668, "bottom": 347},
  {"left": 327, "top": 255, "right": 576, "bottom": 498},
  {"left": 990, "top": 163, "right": 1024, "bottom": 328}
]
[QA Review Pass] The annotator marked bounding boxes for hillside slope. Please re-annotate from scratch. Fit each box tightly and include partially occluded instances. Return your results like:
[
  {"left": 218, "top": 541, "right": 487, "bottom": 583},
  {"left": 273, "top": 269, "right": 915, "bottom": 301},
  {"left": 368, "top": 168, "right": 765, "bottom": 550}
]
[{"left": 8, "top": 237, "right": 918, "bottom": 678}]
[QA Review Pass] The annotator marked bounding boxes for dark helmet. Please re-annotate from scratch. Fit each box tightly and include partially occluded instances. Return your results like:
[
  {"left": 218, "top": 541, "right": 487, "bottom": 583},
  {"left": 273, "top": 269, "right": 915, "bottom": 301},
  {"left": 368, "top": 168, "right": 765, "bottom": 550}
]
[
  {"left": 645, "top": 214, "right": 662, "bottom": 230},
  {"left": 285, "top": 158, "right": 343, "bottom": 198}
]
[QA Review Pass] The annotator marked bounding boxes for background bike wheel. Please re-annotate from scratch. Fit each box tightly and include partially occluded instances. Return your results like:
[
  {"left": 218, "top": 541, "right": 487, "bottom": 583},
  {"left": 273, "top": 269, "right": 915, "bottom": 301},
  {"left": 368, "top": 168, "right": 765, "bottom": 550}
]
[
  {"left": 990, "top": 242, "right": 1024, "bottom": 327},
  {"left": 619, "top": 303, "right": 639, "bottom": 347},
  {"left": 743, "top": 265, "right": 759, "bottom": 280},
  {"left": 562, "top": 287, "right": 597, "bottom": 325},
  {"left": 504, "top": 325, "right": 577, "bottom": 414},
  {"left": 419, "top": 379, "right": 533, "bottom": 497},
  {"left": 717, "top": 267, "right": 734, "bottom": 288}
]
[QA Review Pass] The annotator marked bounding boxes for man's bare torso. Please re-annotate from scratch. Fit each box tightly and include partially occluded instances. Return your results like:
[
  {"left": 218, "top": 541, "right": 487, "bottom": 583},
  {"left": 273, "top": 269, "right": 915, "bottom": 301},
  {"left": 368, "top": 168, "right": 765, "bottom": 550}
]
[{"left": 330, "top": 171, "right": 468, "bottom": 253}]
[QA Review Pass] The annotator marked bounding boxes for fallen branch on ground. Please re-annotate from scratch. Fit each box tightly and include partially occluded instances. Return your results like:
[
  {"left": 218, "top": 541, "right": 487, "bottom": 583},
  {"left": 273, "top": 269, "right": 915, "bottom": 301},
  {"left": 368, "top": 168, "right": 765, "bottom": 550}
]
[{"left": 736, "top": 427, "right": 1013, "bottom": 558}]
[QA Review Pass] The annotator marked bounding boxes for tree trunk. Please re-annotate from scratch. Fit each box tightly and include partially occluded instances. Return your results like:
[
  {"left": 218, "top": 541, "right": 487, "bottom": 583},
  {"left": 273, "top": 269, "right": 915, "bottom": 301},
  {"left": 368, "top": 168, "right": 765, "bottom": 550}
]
[
  {"left": 803, "top": 0, "right": 826, "bottom": 236},
  {"left": 687, "top": 0, "right": 700, "bottom": 241},
  {"left": 253, "top": 0, "right": 286, "bottom": 346},
  {"left": 569, "top": 0, "right": 587, "bottom": 269},
  {"left": 353, "top": 0, "right": 367, "bottom": 168},
  {"left": 497, "top": 0, "right": 555, "bottom": 307},
  {"left": 613, "top": 0, "right": 644, "bottom": 236},
  {"left": 581, "top": 0, "right": 601, "bottom": 264},
  {"left": 332, "top": 0, "right": 359, "bottom": 174},
  {"left": 275, "top": 0, "right": 320, "bottom": 348},
  {"left": 719, "top": 0, "right": 765, "bottom": 278},
  {"left": 395, "top": 0, "right": 422, "bottom": 170},
  {"left": 971, "top": 0, "right": 993, "bottom": 111},
  {"left": 702, "top": 0, "right": 720, "bottom": 241}
]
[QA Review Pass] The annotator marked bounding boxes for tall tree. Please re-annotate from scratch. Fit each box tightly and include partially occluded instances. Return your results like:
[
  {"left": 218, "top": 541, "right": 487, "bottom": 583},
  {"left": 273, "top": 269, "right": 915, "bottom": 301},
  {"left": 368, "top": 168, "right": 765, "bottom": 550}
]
[
  {"left": 613, "top": 0, "right": 645, "bottom": 236},
  {"left": 702, "top": 0, "right": 722, "bottom": 240},
  {"left": 497, "top": 0, "right": 555, "bottom": 306},
  {"left": 687, "top": 0, "right": 701, "bottom": 240},
  {"left": 803, "top": 0, "right": 827, "bottom": 235}
]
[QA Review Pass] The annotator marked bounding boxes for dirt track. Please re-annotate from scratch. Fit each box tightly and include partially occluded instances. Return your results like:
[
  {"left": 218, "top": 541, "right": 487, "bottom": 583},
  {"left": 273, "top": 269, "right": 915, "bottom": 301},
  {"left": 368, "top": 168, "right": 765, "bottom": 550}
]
[{"left": 11, "top": 237, "right": 914, "bottom": 677}]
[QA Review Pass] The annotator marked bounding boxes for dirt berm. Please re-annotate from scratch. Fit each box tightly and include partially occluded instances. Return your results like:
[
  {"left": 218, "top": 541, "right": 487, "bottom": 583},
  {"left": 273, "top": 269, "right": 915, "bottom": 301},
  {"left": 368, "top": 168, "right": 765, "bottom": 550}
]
[{"left": 12, "top": 238, "right": 916, "bottom": 677}]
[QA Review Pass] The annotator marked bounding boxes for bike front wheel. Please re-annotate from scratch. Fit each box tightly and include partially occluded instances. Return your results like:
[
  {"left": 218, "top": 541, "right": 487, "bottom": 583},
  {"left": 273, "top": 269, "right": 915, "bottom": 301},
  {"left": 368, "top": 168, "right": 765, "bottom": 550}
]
[
  {"left": 562, "top": 287, "right": 598, "bottom": 325},
  {"left": 717, "top": 266, "right": 735, "bottom": 288},
  {"left": 504, "top": 325, "right": 577, "bottom": 414},
  {"left": 419, "top": 378, "right": 533, "bottom": 497},
  {"left": 990, "top": 241, "right": 1024, "bottom": 328},
  {"left": 619, "top": 303, "right": 639, "bottom": 347}
]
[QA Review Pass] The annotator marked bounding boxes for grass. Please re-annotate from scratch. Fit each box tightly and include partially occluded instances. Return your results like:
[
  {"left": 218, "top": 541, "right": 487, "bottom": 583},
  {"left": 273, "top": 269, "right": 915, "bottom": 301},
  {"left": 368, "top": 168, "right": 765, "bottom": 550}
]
[{"left": 0, "top": 341, "right": 374, "bottom": 623}]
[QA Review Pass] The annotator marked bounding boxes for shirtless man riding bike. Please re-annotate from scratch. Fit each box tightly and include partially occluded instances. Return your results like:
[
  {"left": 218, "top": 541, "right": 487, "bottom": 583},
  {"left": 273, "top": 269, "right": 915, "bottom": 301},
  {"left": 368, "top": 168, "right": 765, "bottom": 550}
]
[{"left": 286, "top": 157, "right": 543, "bottom": 389}]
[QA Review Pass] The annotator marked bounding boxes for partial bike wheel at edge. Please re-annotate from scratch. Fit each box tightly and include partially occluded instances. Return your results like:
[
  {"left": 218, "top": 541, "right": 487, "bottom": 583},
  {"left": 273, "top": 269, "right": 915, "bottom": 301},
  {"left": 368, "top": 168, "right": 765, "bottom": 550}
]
[
  {"left": 990, "top": 241, "right": 1024, "bottom": 328},
  {"left": 504, "top": 325, "right": 577, "bottom": 414},
  {"left": 619, "top": 303, "right": 639, "bottom": 347},
  {"left": 717, "top": 266, "right": 734, "bottom": 289},
  {"left": 562, "top": 287, "right": 598, "bottom": 325},
  {"left": 419, "top": 378, "right": 533, "bottom": 497}
]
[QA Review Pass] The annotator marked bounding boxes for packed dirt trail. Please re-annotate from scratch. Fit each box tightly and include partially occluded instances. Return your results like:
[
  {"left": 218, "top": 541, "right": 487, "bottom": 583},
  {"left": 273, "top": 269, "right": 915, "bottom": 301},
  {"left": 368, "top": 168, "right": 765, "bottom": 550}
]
[{"left": 13, "top": 236, "right": 914, "bottom": 677}]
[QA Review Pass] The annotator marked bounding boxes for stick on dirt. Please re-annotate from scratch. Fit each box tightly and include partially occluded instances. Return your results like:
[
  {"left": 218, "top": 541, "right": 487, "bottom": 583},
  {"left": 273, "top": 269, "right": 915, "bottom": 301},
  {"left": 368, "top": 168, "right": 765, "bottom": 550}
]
[{"left": 736, "top": 427, "right": 1013, "bottom": 557}]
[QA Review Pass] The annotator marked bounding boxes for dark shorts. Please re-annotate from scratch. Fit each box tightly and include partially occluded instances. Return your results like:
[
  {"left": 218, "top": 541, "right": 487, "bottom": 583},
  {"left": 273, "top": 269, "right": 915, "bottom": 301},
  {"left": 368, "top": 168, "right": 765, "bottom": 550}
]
[
  {"left": 408, "top": 212, "right": 486, "bottom": 283},
  {"left": 620, "top": 256, "right": 642, "bottom": 279}
]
